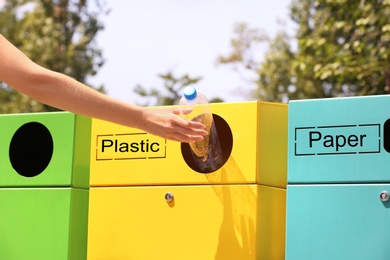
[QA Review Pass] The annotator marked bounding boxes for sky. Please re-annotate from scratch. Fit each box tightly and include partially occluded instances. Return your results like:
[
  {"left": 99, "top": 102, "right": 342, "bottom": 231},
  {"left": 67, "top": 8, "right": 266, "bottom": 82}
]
[
  {"left": 90, "top": 0, "right": 293, "bottom": 105},
  {"left": 0, "top": 0, "right": 293, "bottom": 104}
]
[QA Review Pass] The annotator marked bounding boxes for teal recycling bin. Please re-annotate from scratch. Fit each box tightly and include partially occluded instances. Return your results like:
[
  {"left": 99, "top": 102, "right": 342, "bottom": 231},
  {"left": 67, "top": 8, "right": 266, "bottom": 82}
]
[
  {"left": 0, "top": 112, "right": 91, "bottom": 260},
  {"left": 286, "top": 95, "right": 390, "bottom": 260}
]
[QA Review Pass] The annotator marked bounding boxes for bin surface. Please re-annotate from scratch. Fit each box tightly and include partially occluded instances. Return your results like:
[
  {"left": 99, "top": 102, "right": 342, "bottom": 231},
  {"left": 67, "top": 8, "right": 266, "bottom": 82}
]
[
  {"left": 88, "top": 101, "right": 288, "bottom": 260},
  {"left": 288, "top": 95, "right": 390, "bottom": 184},
  {"left": 0, "top": 112, "right": 91, "bottom": 260},
  {"left": 286, "top": 184, "right": 390, "bottom": 260},
  {"left": 287, "top": 95, "right": 390, "bottom": 260}
]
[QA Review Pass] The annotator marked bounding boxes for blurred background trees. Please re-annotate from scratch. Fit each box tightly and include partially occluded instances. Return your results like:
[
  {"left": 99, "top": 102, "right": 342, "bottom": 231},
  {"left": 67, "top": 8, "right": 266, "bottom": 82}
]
[
  {"left": 218, "top": 0, "right": 390, "bottom": 102},
  {"left": 134, "top": 71, "right": 224, "bottom": 106},
  {"left": 1, "top": 0, "right": 390, "bottom": 111},
  {"left": 134, "top": 71, "right": 202, "bottom": 107},
  {"left": 0, "top": 0, "right": 108, "bottom": 113}
]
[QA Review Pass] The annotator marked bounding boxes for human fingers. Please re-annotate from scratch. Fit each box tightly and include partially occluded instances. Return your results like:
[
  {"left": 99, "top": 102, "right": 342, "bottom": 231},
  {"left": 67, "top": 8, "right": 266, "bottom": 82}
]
[
  {"left": 173, "top": 116, "right": 208, "bottom": 135},
  {"left": 165, "top": 119, "right": 207, "bottom": 143},
  {"left": 171, "top": 131, "right": 205, "bottom": 143},
  {"left": 142, "top": 107, "right": 207, "bottom": 142},
  {"left": 173, "top": 107, "right": 193, "bottom": 115}
]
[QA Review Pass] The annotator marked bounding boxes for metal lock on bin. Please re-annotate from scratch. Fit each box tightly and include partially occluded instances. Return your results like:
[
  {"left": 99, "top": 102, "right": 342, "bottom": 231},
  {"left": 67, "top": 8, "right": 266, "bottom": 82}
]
[{"left": 380, "top": 191, "right": 389, "bottom": 202}]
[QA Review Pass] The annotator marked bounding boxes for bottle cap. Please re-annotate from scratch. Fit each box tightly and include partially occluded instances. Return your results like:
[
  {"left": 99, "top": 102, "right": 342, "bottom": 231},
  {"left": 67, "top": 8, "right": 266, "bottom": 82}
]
[{"left": 183, "top": 86, "right": 197, "bottom": 100}]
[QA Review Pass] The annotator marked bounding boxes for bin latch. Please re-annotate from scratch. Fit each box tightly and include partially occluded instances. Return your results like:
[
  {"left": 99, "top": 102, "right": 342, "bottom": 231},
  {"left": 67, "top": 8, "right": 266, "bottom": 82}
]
[
  {"left": 165, "top": 192, "right": 174, "bottom": 203},
  {"left": 380, "top": 191, "right": 389, "bottom": 202}
]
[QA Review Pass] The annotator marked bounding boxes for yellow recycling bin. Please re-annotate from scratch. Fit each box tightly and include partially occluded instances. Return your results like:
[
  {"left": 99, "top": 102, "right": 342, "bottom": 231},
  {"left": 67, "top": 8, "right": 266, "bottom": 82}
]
[{"left": 87, "top": 101, "right": 287, "bottom": 260}]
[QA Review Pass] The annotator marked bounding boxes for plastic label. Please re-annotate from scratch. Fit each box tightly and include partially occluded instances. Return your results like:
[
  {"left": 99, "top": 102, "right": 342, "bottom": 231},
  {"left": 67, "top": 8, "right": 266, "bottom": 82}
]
[{"left": 95, "top": 132, "right": 166, "bottom": 160}]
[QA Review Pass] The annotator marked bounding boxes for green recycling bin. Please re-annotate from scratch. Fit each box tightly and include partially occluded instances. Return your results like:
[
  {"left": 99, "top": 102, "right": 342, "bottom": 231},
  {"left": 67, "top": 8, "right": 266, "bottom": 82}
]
[{"left": 0, "top": 112, "right": 91, "bottom": 260}]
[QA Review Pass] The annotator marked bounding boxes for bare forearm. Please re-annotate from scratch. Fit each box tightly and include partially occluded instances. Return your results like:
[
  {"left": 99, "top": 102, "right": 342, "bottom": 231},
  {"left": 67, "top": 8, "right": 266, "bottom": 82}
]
[
  {"left": 0, "top": 34, "right": 142, "bottom": 129},
  {"left": 23, "top": 68, "right": 145, "bottom": 129},
  {"left": 0, "top": 33, "right": 208, "bottom": 142}
]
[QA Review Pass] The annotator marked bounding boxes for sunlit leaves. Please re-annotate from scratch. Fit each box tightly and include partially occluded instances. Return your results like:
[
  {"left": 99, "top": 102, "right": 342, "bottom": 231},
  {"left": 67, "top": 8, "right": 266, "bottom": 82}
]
[
  {"left": 219, "top": 0, "right": 390, "bottom": 102},
  {"left": 0, "top": 0, "right": 107, "bottom": 113}
]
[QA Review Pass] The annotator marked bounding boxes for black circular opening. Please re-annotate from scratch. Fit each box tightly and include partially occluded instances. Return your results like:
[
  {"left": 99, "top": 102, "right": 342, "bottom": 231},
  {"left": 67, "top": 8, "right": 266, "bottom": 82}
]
[
  {"left": 181, "top": 114, "right": 233, "bottom": 174},
  {"left": 9, "top": 122, "right": 53, "bottom": 178},
  {"left": 384, "top": 118, "right": 390, "bottom": 153}
]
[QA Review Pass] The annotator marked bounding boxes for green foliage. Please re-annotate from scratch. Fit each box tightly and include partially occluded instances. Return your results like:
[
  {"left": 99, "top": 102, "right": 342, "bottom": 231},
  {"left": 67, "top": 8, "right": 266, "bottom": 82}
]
[
  {"left": 0, "top": 87, "right": 45, "bottom": 113},
  {"left": 134, "top": 71, "right": 223, "bottom": 106},
  {"left": 219, "top": 0, "right": 390, "bottom": 102},
  {"left": 217, "top": 23, "right": 268, "bottom": 70},
  {"left": 293, "top": 0, "right": 390, "bottom": 98},
  {"left": 256, "top": 31, "right": 296, "bottom": 102},
  {"left": 0, "top": 0, "right": 108, "bottom": 113}
]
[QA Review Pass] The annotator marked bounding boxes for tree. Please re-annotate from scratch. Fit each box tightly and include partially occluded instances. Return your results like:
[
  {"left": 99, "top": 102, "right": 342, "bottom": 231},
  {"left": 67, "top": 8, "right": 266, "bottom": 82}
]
[
  {"left": 0, "top": 0, "right": 108, "bottom": 113},
  {"left": 134, "top": 71, "right": 223, "bottom": 106},
  {"left": 218, "top": 0, "right": 390, "bottom": 102},
  {"left": 254, "top": 30, "right": 296, "bottom": 102},
  {"left": 292, "top": 0, "right": 390, "bottom": 98}
]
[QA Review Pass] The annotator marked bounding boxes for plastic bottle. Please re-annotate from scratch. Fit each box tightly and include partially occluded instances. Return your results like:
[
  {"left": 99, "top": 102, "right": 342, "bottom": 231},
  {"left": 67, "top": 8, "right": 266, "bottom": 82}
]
[{"left": 179, "top": 86, "right": 223, "bottom": 172}]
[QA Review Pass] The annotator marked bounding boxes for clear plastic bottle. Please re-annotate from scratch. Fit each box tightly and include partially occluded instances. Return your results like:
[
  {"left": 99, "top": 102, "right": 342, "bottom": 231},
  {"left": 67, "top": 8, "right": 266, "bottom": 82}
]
[{"left": 179, "top": 86, "right": 223, "bottom": 172}]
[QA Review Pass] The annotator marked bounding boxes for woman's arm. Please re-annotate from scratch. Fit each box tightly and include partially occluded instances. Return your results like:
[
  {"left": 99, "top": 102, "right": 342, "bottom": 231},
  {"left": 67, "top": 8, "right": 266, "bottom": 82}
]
[{"left": 0, "top": 34, "right": 207, "bottom": 142}]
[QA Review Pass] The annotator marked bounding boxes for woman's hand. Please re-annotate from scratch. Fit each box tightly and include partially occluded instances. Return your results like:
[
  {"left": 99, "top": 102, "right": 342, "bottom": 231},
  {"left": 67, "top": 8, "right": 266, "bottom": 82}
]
[{"left": 140, "top": 107, "right": 208, "bottom": 143}]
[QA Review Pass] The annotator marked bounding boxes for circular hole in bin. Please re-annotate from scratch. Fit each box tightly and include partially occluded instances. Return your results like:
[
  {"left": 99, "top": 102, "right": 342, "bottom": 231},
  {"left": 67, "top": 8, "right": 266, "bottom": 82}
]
[
  {"left": 9, "top": 122, "right": 53, "bottom": 178},
  {"left": 181, "top": 114, "right": 233, "bottom": 174}
]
